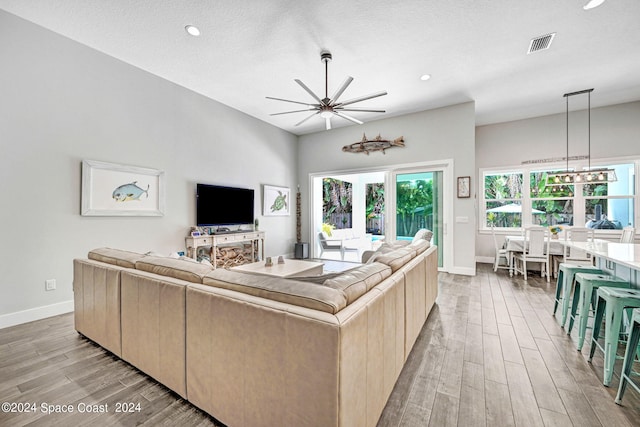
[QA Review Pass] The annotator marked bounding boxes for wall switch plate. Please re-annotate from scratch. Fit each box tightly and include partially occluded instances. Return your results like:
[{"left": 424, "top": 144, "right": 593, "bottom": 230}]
[{"left": 45, "top": 279, "right": 56, "bottom": 291}]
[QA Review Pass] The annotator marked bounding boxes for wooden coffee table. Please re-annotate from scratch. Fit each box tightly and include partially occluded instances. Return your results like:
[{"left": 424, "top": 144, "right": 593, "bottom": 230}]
[{"left": 231, "top": 259, "right": 323, "bottom": 278}]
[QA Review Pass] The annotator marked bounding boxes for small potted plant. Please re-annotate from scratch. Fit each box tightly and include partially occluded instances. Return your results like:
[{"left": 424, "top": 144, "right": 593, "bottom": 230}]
[{"left": 549, "top": 225, "right": 563, "bottom": 239}]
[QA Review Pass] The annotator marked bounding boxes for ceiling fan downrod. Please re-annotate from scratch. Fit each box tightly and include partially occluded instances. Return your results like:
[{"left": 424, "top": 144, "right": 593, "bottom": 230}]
[{"left": 321, "top": 50, "right": 332, "bottom": 103}]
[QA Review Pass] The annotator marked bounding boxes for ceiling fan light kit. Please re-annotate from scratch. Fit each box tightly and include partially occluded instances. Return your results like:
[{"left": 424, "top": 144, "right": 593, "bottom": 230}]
[
  {"left": 546, "top": 88, "right": 617, "bottom": 187},
  {"left": 267, "top": 50, "right": 387, "bottom": 130}
]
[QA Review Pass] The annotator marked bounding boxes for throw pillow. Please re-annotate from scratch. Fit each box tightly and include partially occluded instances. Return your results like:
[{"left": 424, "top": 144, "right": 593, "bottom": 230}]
[{"left": 412, "top": 228, "right": 433, "bottom": 243}]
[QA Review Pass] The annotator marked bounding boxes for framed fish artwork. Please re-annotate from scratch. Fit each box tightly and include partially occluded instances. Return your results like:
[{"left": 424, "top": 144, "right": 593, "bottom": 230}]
[
  {"left": 81, "top": 160, "right": 165, "bottom": 216},
  {"left": 263, "top": 185, "right": 290, "bottom": 216}
]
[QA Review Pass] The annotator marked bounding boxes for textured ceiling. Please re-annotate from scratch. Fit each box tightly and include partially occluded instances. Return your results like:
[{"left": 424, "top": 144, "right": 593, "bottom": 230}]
[{"left": 1, "top": 0, "right": 639, "bottom": 135}]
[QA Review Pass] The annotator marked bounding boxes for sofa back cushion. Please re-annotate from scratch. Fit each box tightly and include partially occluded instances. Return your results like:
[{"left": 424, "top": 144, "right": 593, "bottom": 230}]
[
  {"left": 407, "top": 239, "right": 430, "bottom": 255},
  {"left": 373, "top": 247, "right": 417, "bottom": 273},
  {"left": 202, "top": 269, "right": 347, "bottom": 314},
  {"left": 135, "top": 256, "right": 213, "bottom": 283},
  {"left": 88, "top": 247, "right": 146, "bottom": 268},
  {"left": 322, "top": 262, "right": 392, "bottom": 304}
]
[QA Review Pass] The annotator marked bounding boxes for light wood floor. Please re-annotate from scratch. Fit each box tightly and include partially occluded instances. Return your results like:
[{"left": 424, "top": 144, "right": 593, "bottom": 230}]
[{"left": 1, "top": 264, "right": 639, "bottom": 426}]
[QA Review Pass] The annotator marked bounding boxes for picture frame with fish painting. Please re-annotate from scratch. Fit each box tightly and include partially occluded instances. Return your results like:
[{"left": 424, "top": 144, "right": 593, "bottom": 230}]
[
  {"left": 81, "top": 159, "right": 165, "bottom": 216},
  {"left": 263, "top": 185, "right": 290, "bottom": 216}
]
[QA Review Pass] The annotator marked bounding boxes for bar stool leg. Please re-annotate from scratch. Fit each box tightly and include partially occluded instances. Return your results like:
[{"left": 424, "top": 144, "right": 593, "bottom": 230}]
[
  {"left": 589, "top": 296, "right": 606, "bottom": 362},
  {"left": 553, "top": 269, "right": 564, "bottom": 316},
  {"left": 603, "top": 300, "right": 626, "bottom": 386},
  {"left": 615, "top": 321, "right": 640, "bottom": 404},
  {"left": 560, "top": 272, "right": 573, "bottom": 327},
  {"left": 577, "top": 281, "right": 595, "bottom": 351},
  {"left": 567, "top": 281, "right": 582, "bottom": 334}
]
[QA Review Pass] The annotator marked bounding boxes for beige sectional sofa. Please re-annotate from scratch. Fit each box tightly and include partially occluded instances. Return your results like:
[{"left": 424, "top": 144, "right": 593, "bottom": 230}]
[{"left": 73, "top": 239, "right": 438, "bottom": 427}]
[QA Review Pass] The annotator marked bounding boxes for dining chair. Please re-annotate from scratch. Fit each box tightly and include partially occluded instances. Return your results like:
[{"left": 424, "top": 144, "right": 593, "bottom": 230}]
[
  {"left": 491, "top": 226, "right": 511, "bottom": 272},
  {"left": 620, "top": 226, "right": 636, "bottom": 243},
  {"left": 513, "top": 226, "right": 550, "bottom": 282},
  {"left": 562, "top": 227, "right": 594, "bottom": 265}
]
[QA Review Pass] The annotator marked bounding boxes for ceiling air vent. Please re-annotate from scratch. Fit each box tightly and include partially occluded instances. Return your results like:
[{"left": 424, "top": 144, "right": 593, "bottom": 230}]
[{"left": 527, "top": 33, "right": 556, "bottom": 54}]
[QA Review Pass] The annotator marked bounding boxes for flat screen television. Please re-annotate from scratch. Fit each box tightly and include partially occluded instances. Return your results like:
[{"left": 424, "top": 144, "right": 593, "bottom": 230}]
[{"left": 196, "top": 183, "right": 254, "bottom": 227}]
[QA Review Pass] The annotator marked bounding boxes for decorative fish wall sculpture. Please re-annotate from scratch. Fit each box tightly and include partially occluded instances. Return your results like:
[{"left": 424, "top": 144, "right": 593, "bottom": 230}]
[{"left": 342, "top": 133, "right": 405, "bottom": 155}]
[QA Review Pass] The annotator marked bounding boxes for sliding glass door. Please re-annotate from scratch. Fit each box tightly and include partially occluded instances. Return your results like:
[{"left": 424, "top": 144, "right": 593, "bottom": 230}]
[{"left": 392, "top": 170, "right": 445, "bottom": 268}]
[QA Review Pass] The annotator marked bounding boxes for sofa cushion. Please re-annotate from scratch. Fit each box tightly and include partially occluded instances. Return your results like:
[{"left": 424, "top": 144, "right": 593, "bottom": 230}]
[
  {"left": 88, "top": 247, "right": 146, "bottom": 269},
  {"left": 407, "top": 239, "right": 430, "bottom": 255},
  {"left": 373, "top": 247, "right": 417, "bottom": 273},
  {"left": 202, "top": 269, "right": 347, "bottom": 314},
  {"left": 295, "top": 270, "right": 353, "bottom": 285},
  {"left": 322, "top": 262, "right": 392, "bottom": 304},
  {"left": 135, "top": 256, "right": 213, "bottom": 283}
]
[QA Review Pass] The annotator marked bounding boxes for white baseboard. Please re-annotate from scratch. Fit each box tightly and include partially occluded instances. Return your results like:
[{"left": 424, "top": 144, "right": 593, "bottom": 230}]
[
  {"left": 0, "top": 300, "right": 74, "bottom": 330},
  {"left": 476, "top": 256, "right": 494, "bottom": 264},
  {"left": 450, "top": 265, "right": 476, "bottom": 276}
]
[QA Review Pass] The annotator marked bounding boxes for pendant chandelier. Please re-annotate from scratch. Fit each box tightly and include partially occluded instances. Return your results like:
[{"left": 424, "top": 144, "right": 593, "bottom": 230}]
[{"left": 546, "top": 88, "right": 617, "bottom": 186}]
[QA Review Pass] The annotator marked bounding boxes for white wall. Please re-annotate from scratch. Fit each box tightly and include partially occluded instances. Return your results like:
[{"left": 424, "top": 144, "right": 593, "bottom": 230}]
[
  {"left": 298, "top": 102, "right": 476, "bottom": 275},
  {"left": 475, "top": 101, "right": 640, "bottom": 260},
  {"left": 0, "top": 11, "right": 298, "bottom": 326}
]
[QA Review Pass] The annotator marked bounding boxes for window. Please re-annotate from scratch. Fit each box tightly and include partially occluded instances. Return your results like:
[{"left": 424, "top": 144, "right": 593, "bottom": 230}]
[
  {"left": 481, "top": 161, "right": 638, "bottom": 232},
  {"left": 530, "top": 170, "right": 574, "bottom": 227},
  {"left": 484, "top": 172, "right": 523, "bottom": 228},
  {"left": 583, "top": 163, "right": 635, "bottom": 229}
]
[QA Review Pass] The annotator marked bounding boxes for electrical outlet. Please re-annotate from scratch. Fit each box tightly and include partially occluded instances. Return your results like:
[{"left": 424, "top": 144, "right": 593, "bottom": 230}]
[{"left": 45, "top": 279, "right": 56, "bottom": 291}]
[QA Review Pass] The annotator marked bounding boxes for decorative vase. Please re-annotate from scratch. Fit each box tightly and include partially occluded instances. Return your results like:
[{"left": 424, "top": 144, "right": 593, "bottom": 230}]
[{"left": 552, "top": 233, "right": 559, "bottom": 240}]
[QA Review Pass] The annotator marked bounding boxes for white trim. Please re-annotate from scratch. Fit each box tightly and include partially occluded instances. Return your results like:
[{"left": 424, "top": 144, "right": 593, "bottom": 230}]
[
  {"left": 0, "top": 300, "right": 74, "bottom": 330},
  {"left": 450, "top": 266, "right": 476, "bottom": 276}
]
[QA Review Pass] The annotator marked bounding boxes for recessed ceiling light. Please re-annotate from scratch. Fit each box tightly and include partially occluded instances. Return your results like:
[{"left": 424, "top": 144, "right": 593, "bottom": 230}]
[
  {"left": 420, "top": 74, "right": 431, "bottom": 81},
  {"left": 583, "top": 0, "right": 605, "bottom": 10},
  {"left": 185, "top": 25, "right": 201, "bottom": 36}
]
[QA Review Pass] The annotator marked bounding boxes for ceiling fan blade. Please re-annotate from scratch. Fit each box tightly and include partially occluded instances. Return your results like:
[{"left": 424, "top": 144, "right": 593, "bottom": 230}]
[
  {"left": 325, "top": 117, "right": 332, "bottom": 130},
  {"left": 266, "top": 96, "right": 316, "bottom": 107},
  {"left": 295, "top": 111, "right": 321, "bottom": 126},
  {"left": 335, "top": 90, "right": 388, "bottom": 108},
  {"left": 295, "top": 79, "right": 323, "bottom": 104},
  {"left": 334, "top": 112, "right": 364, "bottom": 125},
  {"left": 270, "top": 108, "right": 318, "bottom": 116},
  {"left": 330, "top": 76, "right": 354, "bottom": 104},
  {"left": 334, "top": 107, "right": 386, "bottom": 113}
]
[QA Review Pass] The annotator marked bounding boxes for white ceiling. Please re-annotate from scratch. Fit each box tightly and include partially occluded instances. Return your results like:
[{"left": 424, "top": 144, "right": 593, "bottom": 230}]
[{"left": 2, "top": 0, "right": 639, "bottom": 135}]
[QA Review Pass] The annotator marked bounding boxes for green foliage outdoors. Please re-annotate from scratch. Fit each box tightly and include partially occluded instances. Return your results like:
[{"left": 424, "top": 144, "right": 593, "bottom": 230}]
[
  {"left": 396, "top": 179, "right": 433, "bottom": 237},
  {"left": 323, "top": 178, "right": 352, "bottom": 226},
  {"left": 486, "top": 171, "right": 610, "bottom": 227}
]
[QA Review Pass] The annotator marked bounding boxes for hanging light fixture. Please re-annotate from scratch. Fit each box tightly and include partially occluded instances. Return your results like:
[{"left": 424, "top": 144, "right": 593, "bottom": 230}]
[{"left": 546, "top": 89, "right": 617, "bottom": 186}]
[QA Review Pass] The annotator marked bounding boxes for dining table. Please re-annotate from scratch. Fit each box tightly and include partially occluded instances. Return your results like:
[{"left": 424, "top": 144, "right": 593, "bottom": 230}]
[
  {"left": 503, "top": 235, "right": 568, "bottom": 276},
  {"left": 503, "top": 235, "right": 612, "bottom": 277}
]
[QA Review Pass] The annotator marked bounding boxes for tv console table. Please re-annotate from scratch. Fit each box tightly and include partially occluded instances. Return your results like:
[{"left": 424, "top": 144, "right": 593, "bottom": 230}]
[{"left": 185, "top": 231, "right": 265, "bottom": 269}]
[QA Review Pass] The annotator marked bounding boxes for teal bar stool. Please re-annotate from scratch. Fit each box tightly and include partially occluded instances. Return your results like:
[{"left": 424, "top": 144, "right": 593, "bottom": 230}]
[
  {"left": 589, "top": 287, "right": 640, "bottom": 386},
  {"left": 568, "top": 273, "right": 629, "bottom": 351},
  {"left": 555, "top": 263, "right": 602, "bottom": 328},
  {"left": 615, "top": 308, "right": 640, "bottom": 404}
]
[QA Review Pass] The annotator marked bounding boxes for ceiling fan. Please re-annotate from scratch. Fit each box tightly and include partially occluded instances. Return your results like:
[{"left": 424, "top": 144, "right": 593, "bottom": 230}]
[{"left": 266, "top": 50, "right": 387, "bottom": 130}]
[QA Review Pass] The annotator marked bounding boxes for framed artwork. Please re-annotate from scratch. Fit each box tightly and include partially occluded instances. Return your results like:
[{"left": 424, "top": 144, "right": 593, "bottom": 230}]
[
  {"left": 81, "top": 159, "right": 165, "bottom": 216},
  {"left": 457, "top": 176, "right": 470, "bottom": 198},
  {"left": 263, "top": 185, "right": 290, "bottom": 216}
]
